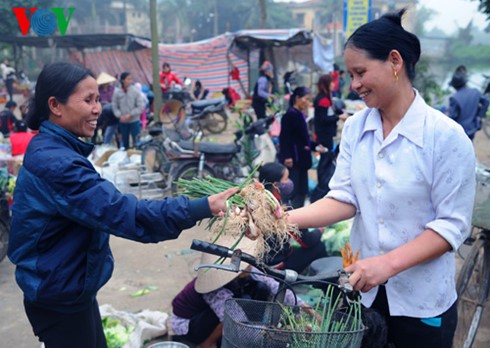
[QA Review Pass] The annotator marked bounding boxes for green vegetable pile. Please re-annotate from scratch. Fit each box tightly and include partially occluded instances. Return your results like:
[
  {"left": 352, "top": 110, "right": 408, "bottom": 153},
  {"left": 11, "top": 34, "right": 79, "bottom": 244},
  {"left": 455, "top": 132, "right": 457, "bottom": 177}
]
[
  {"left": 102, "top": 317, "right": 134, "bottom": 348},
  {"left": 322, "top": 220, "right": 353, "bottom": 257},
  {"left": 280, "top": 284, "right": 363, "bottom": 347}
]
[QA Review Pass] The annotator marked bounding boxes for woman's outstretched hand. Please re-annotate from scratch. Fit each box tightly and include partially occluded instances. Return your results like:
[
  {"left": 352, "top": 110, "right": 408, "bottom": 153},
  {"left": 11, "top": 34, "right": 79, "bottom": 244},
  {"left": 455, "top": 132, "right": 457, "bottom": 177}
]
[{"left": 207, "top": 187, "right": 239, "bottom": 216}]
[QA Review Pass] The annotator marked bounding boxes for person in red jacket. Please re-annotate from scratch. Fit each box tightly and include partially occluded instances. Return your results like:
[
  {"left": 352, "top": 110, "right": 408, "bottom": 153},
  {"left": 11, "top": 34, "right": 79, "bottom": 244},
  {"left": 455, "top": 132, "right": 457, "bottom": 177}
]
[
  {"left": 9, "top": 121, "right": 35, "bottom": 156},
  {"left": 159, "top": 62, "right": 183, "bottom": 93}
]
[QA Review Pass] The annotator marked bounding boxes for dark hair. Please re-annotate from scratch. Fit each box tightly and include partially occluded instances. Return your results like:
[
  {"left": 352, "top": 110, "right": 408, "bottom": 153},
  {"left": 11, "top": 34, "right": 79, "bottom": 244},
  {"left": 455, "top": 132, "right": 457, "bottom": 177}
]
[
  {"left": 26, "top": 62, "right": 95, "bottom": 130},
  {"left": 15, "top": 120, "right": 27, "bottom": 132},
  {"left": 317, "top": 74, "right": 333, "bottom": 101},
  {"left": 120, "top": 72, "right": 130, "bottom": 83},
  {"left": 289, "top": 86, "right": 311, "bottom": 107},
  {"left": 162, "top": 62, "right": 170, "bottom": 70},
  {"left": 450, "top": 65, "right": 468, "bottom": 90},
  {"left": 5, "top": 100, "right": 17, "bottom": 109},
  {"left": 259, "top": 162, "right": 286, "bottom": 191},
  {"left": 345, "top": 8, "right": 420, "bottom": 82},
  {"left": 195, "top": 80, "right": 202, "bottom": 89}
]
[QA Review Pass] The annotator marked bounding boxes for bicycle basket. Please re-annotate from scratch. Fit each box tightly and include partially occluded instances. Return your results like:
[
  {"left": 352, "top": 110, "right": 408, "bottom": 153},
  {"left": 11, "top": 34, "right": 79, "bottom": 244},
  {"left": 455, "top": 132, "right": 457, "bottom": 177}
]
[{"left": 222, "top": 298, "right": 365, "bottom": 348}]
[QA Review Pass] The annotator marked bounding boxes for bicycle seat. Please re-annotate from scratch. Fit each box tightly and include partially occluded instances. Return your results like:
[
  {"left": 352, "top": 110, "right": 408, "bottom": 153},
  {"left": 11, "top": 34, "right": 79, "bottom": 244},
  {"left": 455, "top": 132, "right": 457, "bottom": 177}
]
[{"left": 179, "top": 140, "right": 239, "bottom": 155}]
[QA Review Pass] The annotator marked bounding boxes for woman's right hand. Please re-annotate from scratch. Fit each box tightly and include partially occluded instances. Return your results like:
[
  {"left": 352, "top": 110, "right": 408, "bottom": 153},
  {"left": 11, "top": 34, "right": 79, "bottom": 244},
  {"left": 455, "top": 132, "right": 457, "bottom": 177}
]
[{"left": 207, "top": 187, "right": 239, "bottom": 216}]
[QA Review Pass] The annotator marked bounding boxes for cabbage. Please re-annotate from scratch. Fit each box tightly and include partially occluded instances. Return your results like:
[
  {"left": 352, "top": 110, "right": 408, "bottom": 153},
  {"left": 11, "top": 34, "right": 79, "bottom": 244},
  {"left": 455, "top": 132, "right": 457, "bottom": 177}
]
[
  {"left": 322, "top": 219, "right": 352, "bottom": 256},
  {"left": 102, "top": 317, "right": 133, "bottom": 348}
]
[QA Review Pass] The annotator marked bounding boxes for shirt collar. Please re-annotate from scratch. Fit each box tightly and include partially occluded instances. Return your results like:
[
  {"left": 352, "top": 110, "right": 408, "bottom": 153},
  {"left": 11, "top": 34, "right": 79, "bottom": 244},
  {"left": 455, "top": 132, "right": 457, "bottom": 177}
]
[{"left": 360, "top": 89, "right": 426, "bottom": 148}]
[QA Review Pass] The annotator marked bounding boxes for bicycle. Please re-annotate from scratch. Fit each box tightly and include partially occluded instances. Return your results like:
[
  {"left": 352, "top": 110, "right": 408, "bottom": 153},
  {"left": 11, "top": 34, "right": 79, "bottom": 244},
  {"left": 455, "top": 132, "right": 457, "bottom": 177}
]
[
  {"left": 190, "top": 239, "right": 371, "bottom": 348},
  {"left": 480, "top": 74, "right": 490, "bottom": 138},
  {"left": 453, "top": 162, "right": 490, "bottom": 347}
]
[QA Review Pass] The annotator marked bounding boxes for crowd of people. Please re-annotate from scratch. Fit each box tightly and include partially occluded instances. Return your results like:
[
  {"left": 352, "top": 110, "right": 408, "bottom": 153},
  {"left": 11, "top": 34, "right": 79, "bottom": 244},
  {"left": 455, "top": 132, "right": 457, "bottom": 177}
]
[{"left": 1, "top": 7, "right": 489, "bottom": 348}]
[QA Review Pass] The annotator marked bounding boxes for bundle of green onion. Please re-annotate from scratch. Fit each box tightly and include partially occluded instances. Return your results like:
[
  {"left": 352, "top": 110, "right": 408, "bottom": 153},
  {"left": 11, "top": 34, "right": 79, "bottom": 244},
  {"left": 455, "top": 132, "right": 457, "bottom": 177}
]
[{"left": 176, "top": 167, "right": 298, "bottom": 260}]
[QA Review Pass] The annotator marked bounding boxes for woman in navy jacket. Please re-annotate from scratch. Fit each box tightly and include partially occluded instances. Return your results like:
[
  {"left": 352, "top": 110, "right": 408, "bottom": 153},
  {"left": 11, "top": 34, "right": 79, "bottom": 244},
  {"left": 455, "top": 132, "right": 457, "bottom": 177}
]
[
  {"left": 278, "top": 86, "right": 323, "bottom": 209},
  {"left": 8, "top": 62, "right": 235, "bottom": 348}
]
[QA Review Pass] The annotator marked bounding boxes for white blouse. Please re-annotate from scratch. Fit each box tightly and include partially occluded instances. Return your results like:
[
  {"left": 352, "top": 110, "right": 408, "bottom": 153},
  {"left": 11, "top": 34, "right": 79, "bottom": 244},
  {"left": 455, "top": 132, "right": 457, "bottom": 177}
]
[{"left": 327, "top": 90, "right": 476, "bottom": 317}]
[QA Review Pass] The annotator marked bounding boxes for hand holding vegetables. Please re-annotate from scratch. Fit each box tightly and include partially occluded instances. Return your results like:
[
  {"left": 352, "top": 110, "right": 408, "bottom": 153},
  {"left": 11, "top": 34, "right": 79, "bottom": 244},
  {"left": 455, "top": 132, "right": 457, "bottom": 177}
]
[
  {"left": 208, "top": 187, "right": 240, "bottom": 216},
  {"left": 177, "top": 170, "right": 298, "bottom": 261}
]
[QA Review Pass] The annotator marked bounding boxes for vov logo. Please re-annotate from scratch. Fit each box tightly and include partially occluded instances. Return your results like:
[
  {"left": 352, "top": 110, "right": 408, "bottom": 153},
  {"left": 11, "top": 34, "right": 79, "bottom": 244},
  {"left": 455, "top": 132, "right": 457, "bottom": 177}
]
[{"left": 12, "top": 8, "right": 75, "bottom": 36}]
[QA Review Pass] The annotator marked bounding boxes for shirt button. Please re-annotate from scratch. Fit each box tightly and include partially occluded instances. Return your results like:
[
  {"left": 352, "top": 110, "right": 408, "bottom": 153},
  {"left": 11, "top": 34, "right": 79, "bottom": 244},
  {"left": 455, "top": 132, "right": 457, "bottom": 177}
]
[
  {"left": 378, "top": 152, "right": 384, "bottom": 159},
  {"left": 376, "top": 182, "right": 382, "bottom": 189},
  {"left": 379, "top": 219, "right": 384, "bottom": 224},
  {"left": 380, "top": 251, "right": 385, "bottom": 255}
]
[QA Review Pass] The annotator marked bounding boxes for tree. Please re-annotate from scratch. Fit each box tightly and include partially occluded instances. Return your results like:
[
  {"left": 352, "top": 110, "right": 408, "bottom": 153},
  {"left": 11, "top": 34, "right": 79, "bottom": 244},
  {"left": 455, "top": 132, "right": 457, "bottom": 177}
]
[
  {"left": 413, "top": 57, "right": 451, "bottom": 108},
  {"left": 412, "top": 6, "right": 436, "bottom": 37},
  {"left": 475, "top": 0, "right": 490, "bottom": 31},
  {"left": 158, "top": 0, "right": 293, "bottom": 42},
  {"left": 259, "top": 0, "right": 267, "bottom": 29}
]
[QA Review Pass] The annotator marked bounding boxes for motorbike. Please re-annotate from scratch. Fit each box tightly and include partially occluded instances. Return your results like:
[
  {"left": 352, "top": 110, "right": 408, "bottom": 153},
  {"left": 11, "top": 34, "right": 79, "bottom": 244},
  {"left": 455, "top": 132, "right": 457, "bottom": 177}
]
[
  {"left": 139, "top": 115, "right": 277, "bottom": 196},
  {"left": 176, "top": 114, "right": 277, "bottom": 184},
  {"left": 160, "top": 94, "right": 229, "bottom": 135}
]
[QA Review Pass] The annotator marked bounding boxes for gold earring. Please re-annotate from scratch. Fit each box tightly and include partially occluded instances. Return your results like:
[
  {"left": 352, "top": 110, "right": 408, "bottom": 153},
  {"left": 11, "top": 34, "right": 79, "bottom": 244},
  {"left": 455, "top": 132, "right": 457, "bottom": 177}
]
[{"left": 394, "top": 70, "right": 398, "bottom": 82}]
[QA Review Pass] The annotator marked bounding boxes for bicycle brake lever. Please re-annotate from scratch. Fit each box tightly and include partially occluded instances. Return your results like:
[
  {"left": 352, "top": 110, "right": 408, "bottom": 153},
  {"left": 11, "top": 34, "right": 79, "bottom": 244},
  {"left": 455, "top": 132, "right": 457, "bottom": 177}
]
[
  {"left": 194, "top": 263, "right": 241, "bottom": 273},
  {"left": 194, "top": 249, "right": 244, "bottom": 273},
  {"left": 338, "top": 270, "right": 362, "bottom": 305}
]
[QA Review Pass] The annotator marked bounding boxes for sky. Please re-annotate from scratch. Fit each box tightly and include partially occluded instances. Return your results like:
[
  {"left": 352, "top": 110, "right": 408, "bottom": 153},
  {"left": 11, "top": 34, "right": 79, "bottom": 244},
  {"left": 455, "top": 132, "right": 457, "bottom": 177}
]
[
  {"left": 274, "top": 0, "right": 489, "bottom": 34},
  {"left": 421, "top": 0, "right": 488, "bottom": 34}
]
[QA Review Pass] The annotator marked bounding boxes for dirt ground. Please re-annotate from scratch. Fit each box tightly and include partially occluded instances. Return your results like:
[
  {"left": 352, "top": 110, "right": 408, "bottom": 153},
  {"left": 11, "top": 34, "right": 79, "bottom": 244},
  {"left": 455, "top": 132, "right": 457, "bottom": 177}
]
[{"left": 0, "top": 113, "right": 489, "bottom": 347}]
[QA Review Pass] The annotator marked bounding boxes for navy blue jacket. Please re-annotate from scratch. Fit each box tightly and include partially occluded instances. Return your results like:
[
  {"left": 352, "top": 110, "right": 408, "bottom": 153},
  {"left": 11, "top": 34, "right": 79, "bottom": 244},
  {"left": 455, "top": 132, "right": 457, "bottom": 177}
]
[
  {"left": 8, "top": 121, "right": 211, "bottom": 312},
  {"left": 278, "top": 107, "right": 313, "bottom": 169},
  {"left": 449, "top": 86, "right": 489, "bottom": 138}
]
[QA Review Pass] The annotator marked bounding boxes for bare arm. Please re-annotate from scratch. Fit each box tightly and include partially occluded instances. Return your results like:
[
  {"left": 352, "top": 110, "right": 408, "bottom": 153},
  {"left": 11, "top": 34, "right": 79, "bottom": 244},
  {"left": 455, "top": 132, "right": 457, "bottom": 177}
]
[
  {"left": 287, "top": 197, "right": 356, "bottom": 229},
  {"left": 346, "top": 228, "right": 451, "bottom": 292}
]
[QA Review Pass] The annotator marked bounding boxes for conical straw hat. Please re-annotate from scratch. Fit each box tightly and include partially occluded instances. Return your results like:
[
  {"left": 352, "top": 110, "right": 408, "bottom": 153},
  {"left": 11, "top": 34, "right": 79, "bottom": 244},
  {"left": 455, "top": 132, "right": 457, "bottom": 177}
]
[
  {"left": 96, "top": 72, "right": 116, "bottom": 85},
  {"left": 195, "top": 234, "right": 258, "bottom": 294}
]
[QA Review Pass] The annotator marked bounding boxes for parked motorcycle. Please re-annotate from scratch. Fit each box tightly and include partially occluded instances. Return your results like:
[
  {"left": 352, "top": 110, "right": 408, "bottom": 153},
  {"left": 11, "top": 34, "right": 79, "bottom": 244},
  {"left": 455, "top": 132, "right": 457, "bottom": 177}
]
[
  {"left": 139, "top": 115, "right": 277, "bottom": 196},
  {"left": 137, "top": 125, "right": 215, "bottom": 194},
  {"left": 160, "top": 96, "right": 229, "bottom": 135},
  {"left": 176, "top": 114, "right": 277, "bottom": 184}
]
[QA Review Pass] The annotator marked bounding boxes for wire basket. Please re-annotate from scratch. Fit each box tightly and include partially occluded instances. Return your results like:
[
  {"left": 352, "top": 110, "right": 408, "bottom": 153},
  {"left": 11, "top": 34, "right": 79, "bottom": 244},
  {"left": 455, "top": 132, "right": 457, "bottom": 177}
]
[{"left": 222, "top": 298, "right": 365, "bottom": 348}]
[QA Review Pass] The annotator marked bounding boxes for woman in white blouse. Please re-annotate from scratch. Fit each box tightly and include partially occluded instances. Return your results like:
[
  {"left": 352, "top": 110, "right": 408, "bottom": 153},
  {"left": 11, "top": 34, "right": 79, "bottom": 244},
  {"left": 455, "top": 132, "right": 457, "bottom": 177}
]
[{"left": 287, "top": 9, "right": 475, "bottom": 348}]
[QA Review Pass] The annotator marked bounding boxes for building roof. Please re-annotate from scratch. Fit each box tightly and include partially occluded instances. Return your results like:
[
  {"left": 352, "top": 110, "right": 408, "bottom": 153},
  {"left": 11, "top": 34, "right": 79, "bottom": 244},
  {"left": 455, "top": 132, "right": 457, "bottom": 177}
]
[{"left": 0, "top": 34, "right": 149, "bottom": 50}]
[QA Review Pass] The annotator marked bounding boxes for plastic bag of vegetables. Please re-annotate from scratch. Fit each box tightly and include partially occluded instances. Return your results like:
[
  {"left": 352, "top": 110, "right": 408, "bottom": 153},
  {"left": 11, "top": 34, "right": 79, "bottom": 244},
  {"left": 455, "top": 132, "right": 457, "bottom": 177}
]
[
  {"left": 102, "top": 317, "right": 133, "bottom": 348},
  {"left": 99, "top": 304, "right": 168, "bottom": 348}
]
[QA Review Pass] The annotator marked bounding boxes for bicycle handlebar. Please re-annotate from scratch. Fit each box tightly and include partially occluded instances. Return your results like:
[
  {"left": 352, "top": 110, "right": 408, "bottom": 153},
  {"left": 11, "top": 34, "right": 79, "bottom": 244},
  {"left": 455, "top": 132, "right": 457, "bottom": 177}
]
[
  {"left": 191, "top": 238, "right": 233, "bottom": 258},
  {"left": 190, "top": 239, "right": 350, "bottom": 291}
]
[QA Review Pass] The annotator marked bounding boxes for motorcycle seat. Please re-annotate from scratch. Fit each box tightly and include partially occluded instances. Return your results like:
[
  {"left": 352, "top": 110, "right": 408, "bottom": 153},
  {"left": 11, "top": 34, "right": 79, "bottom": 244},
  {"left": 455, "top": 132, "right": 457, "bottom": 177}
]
[
  {"left": 179, "top": 140, "right": 239, "bottom": 155},
  {"left": 190, "top": 98, "right": 224, "bottom": 112}
]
